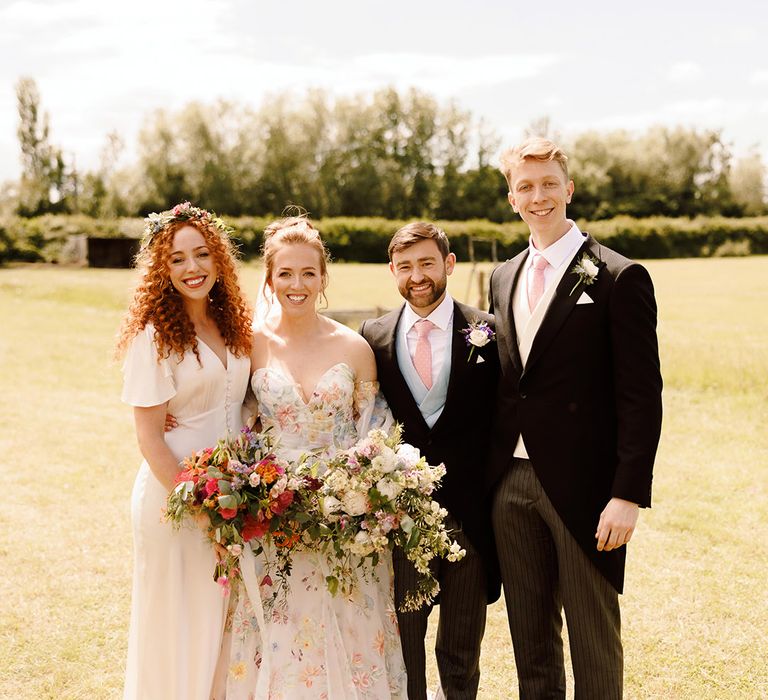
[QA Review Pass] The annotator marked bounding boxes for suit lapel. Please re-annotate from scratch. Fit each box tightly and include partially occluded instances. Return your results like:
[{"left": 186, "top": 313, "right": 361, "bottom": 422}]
[
  {"left": 524, "top": 235, "right": 601, "bottom": 374},
  {"left": 376, "top": 305, "right": 431, "bottom": 434},
  {"left": 497, "top": 253, "right": 526, "bottom": 374},
  {"left": 376, "top": 308, "right": 398, "bottom": 368}
]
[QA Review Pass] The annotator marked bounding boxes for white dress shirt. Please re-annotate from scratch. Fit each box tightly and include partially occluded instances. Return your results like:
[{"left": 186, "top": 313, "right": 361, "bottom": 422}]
[
  {"left": 512, "top": 222, "right": 586, "bottom": 458},
  {"left": 401, "top": 292, "right": 454, "bottom": 388},
  {"left": 513, "top": 221, "right": 587, "bottom": 328}
]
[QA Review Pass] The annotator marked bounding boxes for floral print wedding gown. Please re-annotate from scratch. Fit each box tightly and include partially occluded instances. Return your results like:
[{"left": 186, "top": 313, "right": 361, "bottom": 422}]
[{"left": 223, "top": 362, "right": 407, "bottom": 700}]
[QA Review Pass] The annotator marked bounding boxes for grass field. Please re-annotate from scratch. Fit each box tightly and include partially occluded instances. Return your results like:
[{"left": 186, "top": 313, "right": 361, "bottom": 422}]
[{"left": 1, "top": 257, "right": 767, "bottom": 699}]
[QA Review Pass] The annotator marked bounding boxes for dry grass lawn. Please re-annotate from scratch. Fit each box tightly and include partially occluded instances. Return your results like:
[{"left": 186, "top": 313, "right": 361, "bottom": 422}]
[{"left": 1, "top": 256, "right": 766, "bottom": 698}]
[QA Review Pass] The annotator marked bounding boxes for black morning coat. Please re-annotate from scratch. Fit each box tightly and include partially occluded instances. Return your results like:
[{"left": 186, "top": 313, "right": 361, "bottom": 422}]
[
  {"left": 488, "top": 234, "right": 663, "bottom": 593},
  {"left": 361, "top": 300, "right": 501, "bottom": 602}
]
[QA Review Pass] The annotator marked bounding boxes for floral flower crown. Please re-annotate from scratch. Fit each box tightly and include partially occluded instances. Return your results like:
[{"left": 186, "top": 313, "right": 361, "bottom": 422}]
[{"left": 141, "top": 201, "right": 233, "bottom": 247}]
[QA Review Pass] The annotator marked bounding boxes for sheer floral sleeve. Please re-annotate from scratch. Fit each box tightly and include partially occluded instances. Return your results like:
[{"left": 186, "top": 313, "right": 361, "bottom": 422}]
[
  {"left": 242, "top": 382, "right": 260, "bottom": 430},
  {"left": 353, "top": 380, "right": 394, "bottom": 439}
]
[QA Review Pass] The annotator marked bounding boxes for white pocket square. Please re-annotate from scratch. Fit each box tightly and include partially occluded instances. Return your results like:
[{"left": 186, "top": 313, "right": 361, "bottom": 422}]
[
  {"left": 476, "top": 355, "right": 485, "bottom": 364},
  {"left": 576, "top": 292, "right": 593, "bottom": 305}
]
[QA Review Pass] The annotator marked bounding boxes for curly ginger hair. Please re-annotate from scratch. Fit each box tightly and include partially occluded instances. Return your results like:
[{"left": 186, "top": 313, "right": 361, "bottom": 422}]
[{"left": 116, "top": 216, "right": 253, "bottom": 362}]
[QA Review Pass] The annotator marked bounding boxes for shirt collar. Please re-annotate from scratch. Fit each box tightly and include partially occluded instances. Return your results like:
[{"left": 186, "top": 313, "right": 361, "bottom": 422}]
[
  {"left": 402, "top": 292, "right": 454, "bottom": 333},
  {"left": 528, "top": 221, "right": 586, "bottom": 270}
]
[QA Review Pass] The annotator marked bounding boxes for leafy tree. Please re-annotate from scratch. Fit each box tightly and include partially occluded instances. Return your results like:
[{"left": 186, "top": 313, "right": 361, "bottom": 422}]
[
  {"left": 729, "top": 148, "right": 767, "bottom": 216},
  {"left": 20, "top": 87, "right": 757, "bottom": 221},
  {"left": 134, "top": 109, "right": 190, "bottom": 214},
  {"left": 80, "top": 131, "right": 125, "bottom": 217},
  {"left": 433, "top": 103, "right": 469, "bottom": 220},
  {"left": 567, "top": 126, "right": 740, "bottom": 219},
  {"left": 15, "top": 77, "right": 68, "bottom": 215}
]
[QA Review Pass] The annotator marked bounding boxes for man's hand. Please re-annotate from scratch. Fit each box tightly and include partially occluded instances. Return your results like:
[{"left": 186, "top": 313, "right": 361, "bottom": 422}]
[{"left": 595, "top": 497, "right": 639, "bottom": 551}]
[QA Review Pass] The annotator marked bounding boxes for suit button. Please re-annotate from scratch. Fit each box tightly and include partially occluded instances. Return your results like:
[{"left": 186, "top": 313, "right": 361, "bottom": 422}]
[{"left": 520, "top": 393, "right": 527, "bottom": 399}]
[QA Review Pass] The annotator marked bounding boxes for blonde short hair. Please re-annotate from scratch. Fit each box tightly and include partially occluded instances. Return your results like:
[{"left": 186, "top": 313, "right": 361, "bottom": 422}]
[{"left": 499, "top": 137, "right": 569, "bottom": 189}]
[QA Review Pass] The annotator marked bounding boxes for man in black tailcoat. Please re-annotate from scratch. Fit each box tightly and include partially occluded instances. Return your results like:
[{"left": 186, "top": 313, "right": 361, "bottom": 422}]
[
  {"left": 488, "top": 137, "right": 663, "bottom": 699},
  {"left": 361, "top": 222, "right": 500, "bottom": 700}
]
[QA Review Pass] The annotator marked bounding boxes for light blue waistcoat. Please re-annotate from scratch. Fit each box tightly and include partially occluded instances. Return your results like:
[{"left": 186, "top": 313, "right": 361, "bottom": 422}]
[{"left": 395, "top": 318, "right": 452, "bottom": 429}]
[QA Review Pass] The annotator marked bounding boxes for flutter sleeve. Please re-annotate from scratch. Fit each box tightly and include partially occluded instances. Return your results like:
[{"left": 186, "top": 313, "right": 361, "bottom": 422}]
[
  {"left": 121, "top": 325, "right": 176, "bottom": 407},
  {"left": 353, "top": 380, "right": 394, "bottom": 439}
]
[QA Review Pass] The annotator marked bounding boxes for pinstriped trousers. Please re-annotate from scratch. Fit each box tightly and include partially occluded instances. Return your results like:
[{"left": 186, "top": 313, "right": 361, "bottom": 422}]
[
  {"left": 492, "top": 459, "right": 623, "bottom": 700},
  {"left": 394, "top": 515, "right": 488, "bottom": 700}
]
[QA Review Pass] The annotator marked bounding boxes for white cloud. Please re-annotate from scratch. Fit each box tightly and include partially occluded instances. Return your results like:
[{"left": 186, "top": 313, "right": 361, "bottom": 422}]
[
  {"left": 0, "top": 48, "right": 559, "bottom": 181},
  {"left": 667, "top": 61, "right": 703, "bottom": 82},
  {"left": 749, "top": 70, "right": 768, "bottom": 85},
  {"left": 345, "top": 53, "right": 559, "bottom": 95},
  {"left": 667, "top": 98, "right": 757, "bottom": 123},
  {"left": 0, "top": 0, "right": 97, "bottom": 24},
  {"left": 0, "top": 0, "right": 766, "bottom": 186}
]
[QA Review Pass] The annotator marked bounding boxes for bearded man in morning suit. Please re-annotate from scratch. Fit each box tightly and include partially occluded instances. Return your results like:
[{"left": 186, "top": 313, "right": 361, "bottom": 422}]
[
  {"left": 487, "top": 137, "right": 663, "bottom": 699},
  {"left": 360, "top": 222, "right": 500, "bottom": 700}
]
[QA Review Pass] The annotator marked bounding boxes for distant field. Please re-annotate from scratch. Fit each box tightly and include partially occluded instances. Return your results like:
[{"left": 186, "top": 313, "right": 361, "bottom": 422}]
[{"left": 1, "top": 258, "right": 767, "bottom": 698}]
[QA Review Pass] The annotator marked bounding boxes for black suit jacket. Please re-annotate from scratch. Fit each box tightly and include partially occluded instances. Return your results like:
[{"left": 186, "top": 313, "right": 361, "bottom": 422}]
[
  {"left": 361, "top": 300, "right": 501, "bottom": 602},
  {"left": 488, "top": 234, "right": 663, "bottom": 593}
]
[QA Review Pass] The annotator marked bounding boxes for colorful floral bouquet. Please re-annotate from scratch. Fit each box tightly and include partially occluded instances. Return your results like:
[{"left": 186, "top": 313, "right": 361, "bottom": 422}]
[
  {"left": 167, "top": 424, "right": 464, "bottom": 611},
  {"left": 307, "top": 425, "right": 465, "bottom": 611},
  {"left": 166, "top": 427, "right": 316, "bottom": 595}
]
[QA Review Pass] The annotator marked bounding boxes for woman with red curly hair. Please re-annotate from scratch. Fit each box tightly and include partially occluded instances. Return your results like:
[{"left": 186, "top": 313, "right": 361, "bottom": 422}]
[{"left": 117, "top": 202, "right": 253, "bottom": 700}]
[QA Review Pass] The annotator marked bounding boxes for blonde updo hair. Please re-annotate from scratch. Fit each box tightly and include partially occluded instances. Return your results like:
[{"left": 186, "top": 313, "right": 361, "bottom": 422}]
[{"left": 261, "top": 213, "right": 332, "bottom": 306}]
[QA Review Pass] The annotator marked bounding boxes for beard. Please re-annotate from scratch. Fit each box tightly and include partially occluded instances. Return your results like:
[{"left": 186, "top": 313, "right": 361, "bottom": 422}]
[{"left": 402, "top": 275, "right": 447, "bottom": 309}]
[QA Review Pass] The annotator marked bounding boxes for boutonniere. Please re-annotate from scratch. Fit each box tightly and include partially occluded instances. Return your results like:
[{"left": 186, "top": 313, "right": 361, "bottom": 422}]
[
  {"left": 569, "top": 253, "right": 600, "bottom": 296},
  {"left": 460, "top": 319, "right": 496, "bottom": 363}
]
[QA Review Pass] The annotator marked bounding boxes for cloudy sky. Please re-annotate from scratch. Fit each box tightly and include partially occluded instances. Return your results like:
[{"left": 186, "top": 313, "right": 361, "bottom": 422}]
[{"left": 1, "top": 0, "right": 766, "bottom": 183}]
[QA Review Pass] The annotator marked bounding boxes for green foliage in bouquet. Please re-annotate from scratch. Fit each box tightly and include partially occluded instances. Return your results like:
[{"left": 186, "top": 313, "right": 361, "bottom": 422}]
[
  {"left": 166, "top": 424, "right": 464, "bottom": 611},
  {"left": 166, "top": 427, "right": 317, "bottom": 594},
  {"left": 306, "top": 424, "right": 466, "bottom": 611}
]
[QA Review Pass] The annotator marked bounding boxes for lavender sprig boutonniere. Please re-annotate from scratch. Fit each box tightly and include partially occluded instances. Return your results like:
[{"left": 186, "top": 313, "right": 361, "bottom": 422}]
[
  {"left": 460, "top": 319, "right": 496, "bottom": 362},
  {"left": 569, "top": 253, "right": 600, "bottom": 296}
]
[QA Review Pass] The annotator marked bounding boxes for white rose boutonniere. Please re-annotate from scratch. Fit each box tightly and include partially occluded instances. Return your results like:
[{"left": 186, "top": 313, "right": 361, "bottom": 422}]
[
  {"left": 460, "top": 319, "right": 496, "bottom": 362},
  {"left": 569, "top": 253, "right": 600, "bottom": 296}
]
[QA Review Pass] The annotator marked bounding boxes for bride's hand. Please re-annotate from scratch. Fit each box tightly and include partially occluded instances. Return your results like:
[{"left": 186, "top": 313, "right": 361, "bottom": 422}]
[{"left": 164, "top": 413, "right": 178, "bottom": 432}]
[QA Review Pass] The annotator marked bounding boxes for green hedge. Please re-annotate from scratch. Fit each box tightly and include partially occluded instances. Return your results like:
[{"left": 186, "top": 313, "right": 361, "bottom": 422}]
[
  {"left": 584, "top": 216, "right": 768, "bottom": 258},
  {"left": 226, "top": 217, "right": 530, "bottom": 262},
  {"left": 0, "top": 215, "right": 142, "bottom": 264},
  {"left": 1, "top": 214, "right": 767, "bottom": 265}
]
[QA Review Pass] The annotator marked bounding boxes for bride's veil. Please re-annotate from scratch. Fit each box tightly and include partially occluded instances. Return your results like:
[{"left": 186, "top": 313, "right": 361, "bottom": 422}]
[{"left": 252, "top": 268, "right": 275, "bottom": 331}]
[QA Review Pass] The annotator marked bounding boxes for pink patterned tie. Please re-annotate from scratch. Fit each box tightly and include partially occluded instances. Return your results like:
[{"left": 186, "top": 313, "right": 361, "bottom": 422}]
[
  {"left": 413, "top": 319, "right": 435, "bottom": 389},
  {"left": 527, "top": 253, "right": 549, "bottom": 312}
]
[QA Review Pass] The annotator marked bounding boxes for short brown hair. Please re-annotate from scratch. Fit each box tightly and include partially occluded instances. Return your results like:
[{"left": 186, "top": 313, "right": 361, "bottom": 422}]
[
  {"left": 499, "top": 137, "right": 569, "bottom": 189},
  {"left": 387, "top": 221, "right": 450, "bottom": 261}
]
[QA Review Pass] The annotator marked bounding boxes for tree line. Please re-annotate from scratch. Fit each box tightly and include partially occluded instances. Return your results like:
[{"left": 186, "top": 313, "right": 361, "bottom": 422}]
[{"left": 12, "top": 77, "right": 768, "bottom": 221}]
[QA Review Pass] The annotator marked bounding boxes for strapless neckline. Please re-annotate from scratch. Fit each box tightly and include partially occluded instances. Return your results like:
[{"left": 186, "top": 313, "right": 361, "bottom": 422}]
[{"left": 252, "top": 362, "right": 353, "bottom": 406}]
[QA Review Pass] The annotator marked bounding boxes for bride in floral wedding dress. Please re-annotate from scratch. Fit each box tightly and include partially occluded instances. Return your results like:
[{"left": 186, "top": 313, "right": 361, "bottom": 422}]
[{"left": 221, "top": 215, "right": 407, "bottom": 699}]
